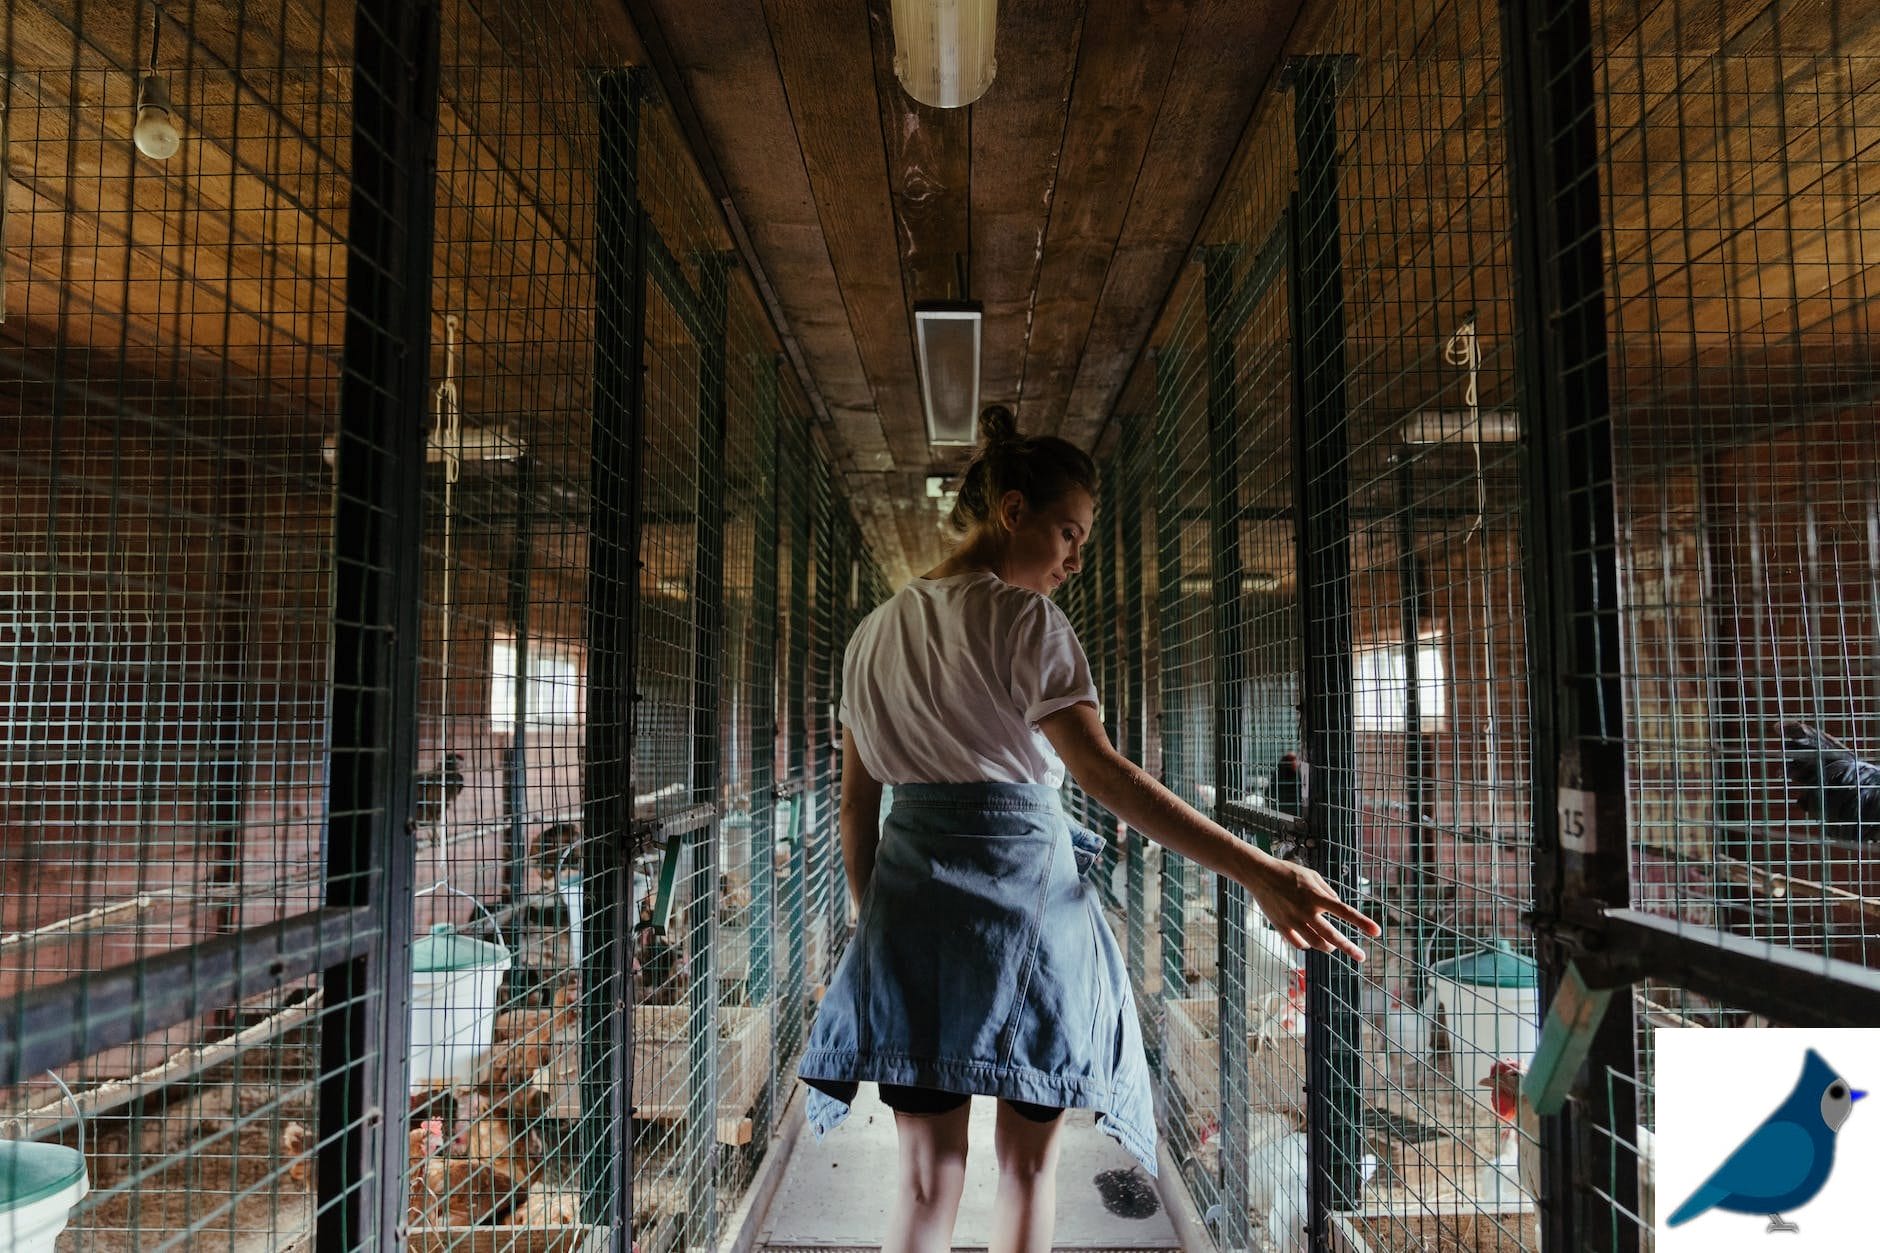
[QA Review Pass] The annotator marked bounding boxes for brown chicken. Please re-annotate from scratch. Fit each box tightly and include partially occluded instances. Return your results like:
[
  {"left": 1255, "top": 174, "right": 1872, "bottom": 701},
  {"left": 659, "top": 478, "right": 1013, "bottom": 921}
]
[
  {"left": 456, "top": 1090, "right": 544, "bottom": 1186},
  {"left": 488, "top": 980, "right": 580, "bottom": 1088},
  {"left": 418, "top": 1156, "right": 523, "bottom": 1227}
]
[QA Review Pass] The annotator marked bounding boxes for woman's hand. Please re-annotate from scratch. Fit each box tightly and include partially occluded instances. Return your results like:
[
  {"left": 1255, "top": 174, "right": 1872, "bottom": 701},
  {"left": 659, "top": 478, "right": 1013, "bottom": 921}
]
[
  {"left": 1039, "top": 704, "right": 1382, "bottom": 960},
  {"left": 1239, "top": 852, "right": 1380, "bottom": 961}
]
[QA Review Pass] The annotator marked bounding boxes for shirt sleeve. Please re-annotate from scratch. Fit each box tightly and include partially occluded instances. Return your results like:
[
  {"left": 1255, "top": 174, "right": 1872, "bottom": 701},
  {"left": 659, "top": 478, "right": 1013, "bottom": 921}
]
[
  {"left": 838, "top": 621, "right": 861, "bottom": 727},
  {"left": 1008, "top": 595, "right": 1100, "bottom": 726}
]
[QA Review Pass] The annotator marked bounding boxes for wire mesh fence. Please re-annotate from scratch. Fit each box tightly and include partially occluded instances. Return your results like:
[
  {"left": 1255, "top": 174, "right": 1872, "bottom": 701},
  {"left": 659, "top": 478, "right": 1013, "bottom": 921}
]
[
  {"left": 10, "top": 0, "right": 1880, "bottom": 1249},
  {"left": 1075, "top": 2, "right": 1880, "bottom": 1252},
  {"left": 0, "top": 0, "right": 871, "bottom": 1248}
]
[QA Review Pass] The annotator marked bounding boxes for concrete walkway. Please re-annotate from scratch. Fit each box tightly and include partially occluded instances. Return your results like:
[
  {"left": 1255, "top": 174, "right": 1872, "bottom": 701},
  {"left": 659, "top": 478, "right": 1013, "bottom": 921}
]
[{"left": 756, "top": 1084, "right": 1187, "bottom": 1250}]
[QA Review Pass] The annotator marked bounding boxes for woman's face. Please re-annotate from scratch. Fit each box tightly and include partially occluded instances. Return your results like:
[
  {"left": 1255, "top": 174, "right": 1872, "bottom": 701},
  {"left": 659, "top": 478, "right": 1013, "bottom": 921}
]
[{"left": 995, "top": 486, "right": 1096, "bottom": 597}]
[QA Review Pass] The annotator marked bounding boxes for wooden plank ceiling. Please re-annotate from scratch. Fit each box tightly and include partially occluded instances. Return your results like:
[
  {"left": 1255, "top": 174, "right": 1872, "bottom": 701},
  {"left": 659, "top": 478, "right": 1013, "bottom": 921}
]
[{"left": 627, "top": 0, "right": 1304, "bottom": 584}]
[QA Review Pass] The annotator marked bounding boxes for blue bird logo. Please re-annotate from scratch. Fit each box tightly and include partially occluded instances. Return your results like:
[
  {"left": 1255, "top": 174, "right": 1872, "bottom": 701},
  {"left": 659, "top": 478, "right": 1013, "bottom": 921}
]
[{"left": 1667, "top": 1048, "right": 1865, "bottom": 1233}]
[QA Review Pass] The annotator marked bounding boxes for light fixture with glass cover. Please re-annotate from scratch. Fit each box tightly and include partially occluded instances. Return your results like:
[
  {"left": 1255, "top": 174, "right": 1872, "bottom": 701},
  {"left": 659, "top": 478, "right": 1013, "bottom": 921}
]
[
  {"left": 133, "top": 6, "right": 180, "bottom": 161},
  {"left": 913, "top": 301, "right": 982, "bottom": 447},
  {"left": 891, "top": 0, "right": 999, "bottom": 109}
]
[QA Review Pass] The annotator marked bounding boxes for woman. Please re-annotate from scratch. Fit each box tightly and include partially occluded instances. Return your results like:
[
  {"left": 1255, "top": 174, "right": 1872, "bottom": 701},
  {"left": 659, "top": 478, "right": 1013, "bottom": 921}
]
[{"left": 798, "top": 406, "right": 1379, "bottom": 1253}]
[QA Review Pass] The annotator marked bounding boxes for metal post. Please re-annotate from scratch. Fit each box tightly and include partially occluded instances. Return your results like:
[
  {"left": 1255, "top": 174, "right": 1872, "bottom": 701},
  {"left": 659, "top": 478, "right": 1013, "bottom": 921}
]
[
  {"left": 1092, "top": 499, "right": 1121, "bottom": 903},
  {"left": 204, "top": 434, "right": 254, "bottom": 1034},
  {"left": 749, "top": 355, "right": 782, "bottom": 1130},
  {"left": 1152, "top": 351, "right": 1189, "bottom": 1006},
  {"left": 818, "top": 477, "right": 844, "bottom": 952},
  {"left": 506, "top": 453, "right": 535, "bottom": 920},
  {"left": 1203, "top": 243, "right": 1254, "bottom": 1250},
  {"left": 1395, "top": 454, "right": 1433, "bottom": 974},
  {"left": 1500, "top": 1, "right": 1639, "bottom": 1248},
  {"left": 785, "top": 416, "right": 811, "bottom": 1035},
  {"left": 1286, "top": 52, "right": 1366, "bottom": 1242},
  {"left": 317, "top": 0, "right": 438, "bottom": 1245},
  {"left": 687, "top": 251, "right": 734, "bottom": 1247},
  {"left": 1120, "top": 418, "right": 1149, "bottom": 982},
  {"left": 582, "top": 66, "right": 645, "bottom": 1248}
]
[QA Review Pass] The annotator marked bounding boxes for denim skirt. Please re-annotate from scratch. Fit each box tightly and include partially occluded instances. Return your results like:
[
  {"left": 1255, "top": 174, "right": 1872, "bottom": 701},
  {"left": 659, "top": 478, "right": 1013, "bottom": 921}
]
[{"left": 797, "top": 781, "right": 1158, "bottom": 1175}]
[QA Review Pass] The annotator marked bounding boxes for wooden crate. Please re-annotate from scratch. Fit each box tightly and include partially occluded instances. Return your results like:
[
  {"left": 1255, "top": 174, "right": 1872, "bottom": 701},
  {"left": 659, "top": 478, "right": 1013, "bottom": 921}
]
[
  {"left": 531, "top": 1004, "right": 769, "bottom": 1144},
  {"left": 636, "top": 1004, "right": 768, "bottom": 1111},
  {"left": 1347, "top": 1209, "right": 1539, "bottom": 1253},
  {"left": 1164, "top": 997, "right": 1306, "bottom": 1120},
  {"left": 409, "top": 1226, "right": 607, "bottom": 1253}
]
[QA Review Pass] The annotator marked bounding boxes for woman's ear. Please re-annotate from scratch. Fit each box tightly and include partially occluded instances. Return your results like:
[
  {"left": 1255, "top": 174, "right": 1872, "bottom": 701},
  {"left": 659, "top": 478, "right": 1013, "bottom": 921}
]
[{"left": 998, "top": 489, "right": 1028, "bottom": 533}]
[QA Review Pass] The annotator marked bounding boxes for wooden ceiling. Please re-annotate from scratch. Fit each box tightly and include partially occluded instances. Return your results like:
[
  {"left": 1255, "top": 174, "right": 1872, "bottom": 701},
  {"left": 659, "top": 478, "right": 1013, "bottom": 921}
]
[{"left": 625, "top": 0, "right": 1306, "bottom": 583}]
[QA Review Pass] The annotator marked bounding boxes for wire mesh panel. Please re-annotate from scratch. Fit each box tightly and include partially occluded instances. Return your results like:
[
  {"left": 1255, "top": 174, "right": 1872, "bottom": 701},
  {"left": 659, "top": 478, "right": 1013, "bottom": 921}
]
[
  {"left": 1, "top": 0, "right": 866, "bottom": 1243},
  {"left": 804, "top": 454, "right": 839, "bottom": 990},
  {"left": 1108, "top": 388, "right": 1165, "bottom": 1053},
  {"left": 717, "top": 292, "right": 780, "bottom": 1188},
  {"left": 772, "top": 378, "right": 814, "bottom": 1091},
  {"left": 1595, "top": 4, "right": 1880, "bottom": 975},
  {"left": 0, "top": 0, "right": 360, "bottom": 1245},
  {"left": 1304, "top": 2, "right": 1539, "bottom": 1248},
  {"left": 1147, "top": 278, "right": 1229, "bottom": 1214},
  {"left": 1573, "top": 2, "right": 1880, "bottom": 1247},
  {"left": 404, "top": 2, "right": 646, "bottom": 1247}
]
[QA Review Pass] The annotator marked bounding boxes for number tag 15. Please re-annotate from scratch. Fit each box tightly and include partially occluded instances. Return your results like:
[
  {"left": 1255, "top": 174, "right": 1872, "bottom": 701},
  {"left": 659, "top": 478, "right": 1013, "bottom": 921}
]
[{"left": 1558, "top": 788, "right": 1596, "bottom": 853}]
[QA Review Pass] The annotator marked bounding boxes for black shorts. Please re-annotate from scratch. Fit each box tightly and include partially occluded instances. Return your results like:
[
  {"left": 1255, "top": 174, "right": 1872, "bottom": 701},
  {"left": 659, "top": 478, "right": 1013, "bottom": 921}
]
[{"left": 807, "top": 1078, "right": 1064, "bottom": 1124}]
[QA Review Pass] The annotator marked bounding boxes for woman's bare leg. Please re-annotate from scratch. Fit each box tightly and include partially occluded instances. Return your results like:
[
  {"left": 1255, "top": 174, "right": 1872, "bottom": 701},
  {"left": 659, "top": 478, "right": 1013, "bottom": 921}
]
[
  {"left": 988, "top": 1102, "right": 1067, "bottom": 1253},
  {"left": 882, "top": 1101, "right": 973, "bottom": 1253}
]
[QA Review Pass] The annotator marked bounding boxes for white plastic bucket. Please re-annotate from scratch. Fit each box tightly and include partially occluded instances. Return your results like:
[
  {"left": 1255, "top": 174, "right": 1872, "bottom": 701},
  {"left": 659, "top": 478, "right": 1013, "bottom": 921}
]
[
  {"left": 410, "top": 884, "right": 512, "bottom": 1091},
  {"left": 0, "top": 1143, "right": 88, "bottom": 1252},
  {"left": 1, "top": 1073, "right": 88, "bottom": 1253},
  {"left": 1430, "top": 944, "right": 1540, "bottom": 1112}
]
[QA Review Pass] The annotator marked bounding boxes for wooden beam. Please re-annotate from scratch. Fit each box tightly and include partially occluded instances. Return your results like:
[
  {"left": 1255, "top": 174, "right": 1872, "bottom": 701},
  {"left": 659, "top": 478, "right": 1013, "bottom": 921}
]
[
  {"left": 968, "top": 0, "right": 1083, "bottom": 419},
  {"left": 1059, "top": 0, "right": 1303, "bottom": 450},
  {"left": 1017, "top": 0, "right": 1192, "bottom": 436},
  {"left": 758, "top": 0, "right": 928, "bottom": 475}
]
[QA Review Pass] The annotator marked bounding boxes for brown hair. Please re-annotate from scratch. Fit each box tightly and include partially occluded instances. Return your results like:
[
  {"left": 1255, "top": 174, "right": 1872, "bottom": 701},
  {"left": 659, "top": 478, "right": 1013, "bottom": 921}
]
[{"left": 946, "top": 405, "right": 1098, "bottom": 534}]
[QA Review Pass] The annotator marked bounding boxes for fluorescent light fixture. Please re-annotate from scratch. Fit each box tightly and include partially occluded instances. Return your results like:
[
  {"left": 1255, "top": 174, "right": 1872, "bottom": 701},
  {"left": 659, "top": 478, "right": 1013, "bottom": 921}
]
[
  {"left": 891, "top": 0, "right": 999, "bottom": 109},
  {"left": 1401, "top": 408, "right": 1520, "bottom": 444},
  {"left": 322, "top": 421, "right": 525, "bottom": 467},
  {"left": 913, "top": 302, "right": 982, "bottom": 447}
]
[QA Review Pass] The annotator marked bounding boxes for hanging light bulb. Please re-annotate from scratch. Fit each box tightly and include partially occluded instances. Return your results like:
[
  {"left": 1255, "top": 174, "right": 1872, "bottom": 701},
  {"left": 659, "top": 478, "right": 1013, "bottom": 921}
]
[
  {"left": 134, "top": 73, "right": 180, "bottom": 160},
  {"left": 133, "top": 6, "right": 179, "bottom": 161},
  {"left": 891, "top": 0, "right": 999, "bottom": 109}
]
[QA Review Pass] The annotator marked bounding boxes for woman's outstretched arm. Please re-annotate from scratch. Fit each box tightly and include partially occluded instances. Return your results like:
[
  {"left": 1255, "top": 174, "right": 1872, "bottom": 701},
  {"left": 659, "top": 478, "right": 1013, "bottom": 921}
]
[
  {"left": 838, "top": 730, "right": 885, "bottom": 910},
  {"left": 1039, "top": 702, "right": 1379, "bottom": 960}
]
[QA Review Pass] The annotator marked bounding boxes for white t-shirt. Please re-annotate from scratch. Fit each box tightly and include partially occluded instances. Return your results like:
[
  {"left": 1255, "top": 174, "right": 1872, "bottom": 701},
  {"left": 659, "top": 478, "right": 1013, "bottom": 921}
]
[{"left": 838, "top": 571, "right": 1100, "bottom": 788}]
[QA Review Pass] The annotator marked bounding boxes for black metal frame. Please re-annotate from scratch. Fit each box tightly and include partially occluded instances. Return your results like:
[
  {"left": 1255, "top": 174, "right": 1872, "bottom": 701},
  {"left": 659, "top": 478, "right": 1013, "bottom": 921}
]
[
  {"left": 749, "top": 355, "right": 783, "bottom": 1131},
  {"left": 682, "top": 249, "right": 734, "bottom": 1248},
  {"left": 1152, "top": 350, "right": 1190, "bottom": 1006},
  {"left": 316, "top": 0, "right": 441, "bottom": 1244},
  {"left": 1119, "top": 413, "right": 1150, "bottom": 983},
  {"left": 1202, "top": 242, "right": 1254, "bottom": 1249},
  {"left": 582, "top": 66, "right": 646, "bottom": 1248},
  {"left": 1285, "top": 52, "right": 1367, "bottom": 1242},
  {"left": 505, "top": 450, "right": 536, "bottom": 911},
  {"left": 5, "top": 909, "right": 374, "bottom": 1087}
]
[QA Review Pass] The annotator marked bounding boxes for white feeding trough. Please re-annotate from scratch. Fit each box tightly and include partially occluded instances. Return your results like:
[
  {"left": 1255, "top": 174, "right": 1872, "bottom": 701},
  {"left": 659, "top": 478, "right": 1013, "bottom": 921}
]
[
  {"left": 410, "top": 883, "right": 512, "bottom": 1092},
  {"left": 1, "top": 1074, "right": 88, "bottom": 1253},
  {"left": 1431, "top": 942, "right": 1540, "bottom": 1114}
]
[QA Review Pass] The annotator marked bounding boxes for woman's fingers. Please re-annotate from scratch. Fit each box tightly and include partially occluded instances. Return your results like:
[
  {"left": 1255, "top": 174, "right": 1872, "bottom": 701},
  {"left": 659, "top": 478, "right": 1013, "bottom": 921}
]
[{"left": 1321, "top": 894, "right": 1382, "bottom": 937}]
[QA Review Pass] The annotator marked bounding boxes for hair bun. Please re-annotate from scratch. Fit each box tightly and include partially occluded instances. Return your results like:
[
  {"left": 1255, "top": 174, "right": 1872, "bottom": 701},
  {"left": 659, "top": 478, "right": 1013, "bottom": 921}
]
[{"left": 978, "top": 404, "right": 1021, "bottom": 448}]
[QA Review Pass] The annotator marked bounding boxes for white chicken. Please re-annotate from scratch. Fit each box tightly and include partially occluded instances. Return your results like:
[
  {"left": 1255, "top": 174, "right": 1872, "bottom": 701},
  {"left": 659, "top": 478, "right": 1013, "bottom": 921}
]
[
  {"left": 1481, "top": 1059, "right": 1653, "bottom": 1222},
  {"left": 1245, "top": 1122, "right": 1379, "bottom": 1253}
]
